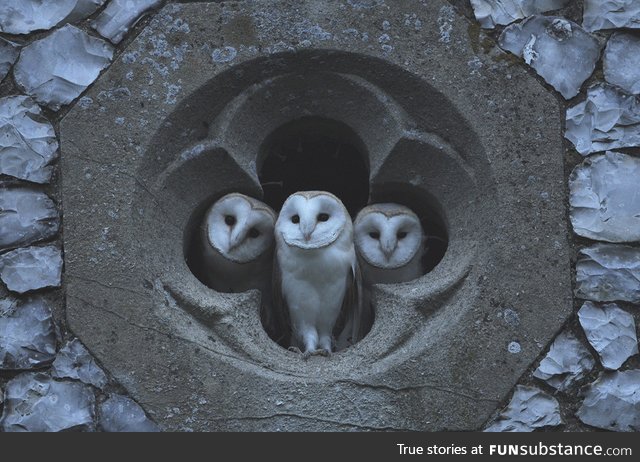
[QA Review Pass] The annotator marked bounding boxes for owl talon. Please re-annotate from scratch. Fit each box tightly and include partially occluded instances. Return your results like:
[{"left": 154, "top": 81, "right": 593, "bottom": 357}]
[{"left": 288, "top": 346, "right": 303, "bottom": 354}]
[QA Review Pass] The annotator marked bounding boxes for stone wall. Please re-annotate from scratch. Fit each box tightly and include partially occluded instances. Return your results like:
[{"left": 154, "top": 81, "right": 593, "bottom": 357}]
[{"left": 1, "top": 0, "right": 639, "bottom": 432}]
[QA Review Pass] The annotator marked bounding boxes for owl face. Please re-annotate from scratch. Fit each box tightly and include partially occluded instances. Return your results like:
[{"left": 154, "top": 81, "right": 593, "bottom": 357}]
[
  {"left": 276, "top": 191, "right": 350, "bottom": 250},
  {"left": 354, "top": 203, "right": 423, "bottom": 269},
  {"left": 204, "top": 193, "right": 276, "bottom": 263}
]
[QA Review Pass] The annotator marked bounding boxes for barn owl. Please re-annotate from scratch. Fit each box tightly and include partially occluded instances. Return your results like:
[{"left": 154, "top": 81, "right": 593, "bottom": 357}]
[
  {"left": 273, "top": 191, "right": 366, "bottom": 356},
  {"left": 354, "top": 203, "right": 425, "bottom": 284},
  {"left": 201, "top": 193, "right": 277, "bottom": 293}
]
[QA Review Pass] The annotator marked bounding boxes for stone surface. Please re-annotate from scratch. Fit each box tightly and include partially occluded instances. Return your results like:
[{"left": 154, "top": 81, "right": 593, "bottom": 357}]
[
  {"left": 577, "top": 370, "right": 640, "bottom": 431},
  {"left": 566, "top": 84, "right": 640, "bottom": 155},
  {"left": 14, "top": 25, "right": 113, "bottom": 111},
  {"left": 0, "top": 296, "right": 56, "bottom": 370},
  {"left": 0, "top": 37, "right": 19, "bottom": 82},
  {"left": 575, "top": 244, "right": 640, "bottom": 304},
  {"left": 532, "top": 330, "right": 595, "bottom": 392},
  {"left": 60, "top": 0, "right": 570, "bottom": 431},
  {"left": 578, "top": 302, "right": 638, "bottom": 370},
  {"left": 0, "top": 245, "right": 63, "bottom": 294},
  {"left": 99, "top": 394, "right": 160, "bottom": 432},
  {"left": 484, "top": 385, "right": 562, "bottom": 432},
  {"left": 0, "top": 189, "right": 59, "bottom": 250},
  {"left": 93, "top": 0, "right": 163, "bottom": 44},
  {"left": 583, "top": 0, "right": 640, "bottom": 33},
  {"left": 52, "top": 339, "right": 108, "bottom": 389},
  {"left": 499, "top": 16, "right": 600, "bottom": 99},
  {"left": 470, "top": 0, "right": 570, "bottom": 29},
  {"left": 0, "top": 96, "right": 59, "bottom": 184},
  {"left": 569, "top": 151, "right": 640, "bottom": 243},
  {"left": 0, "top": 372, "right": 95, "bottom": 432},
  {"left": 604, "top": 32, "right": 640, "bottom": 95},
  {"left": 0, "top": 0, "right": 106, "bottom": 34}
]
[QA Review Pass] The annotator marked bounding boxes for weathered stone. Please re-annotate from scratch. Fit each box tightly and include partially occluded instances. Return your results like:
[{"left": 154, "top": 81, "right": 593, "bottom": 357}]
[
  {"left": 0, "top": 38, "right": 19, "bottom": 82},
  {"left": 583, "top": 0, "right": 640, "bottom": 33},
  {"left": 604, "top": 32, "right": 640, "bottom": 95},
  {"left": 0, "top": 245, "right": 63, "bottom": 294},
  {"left": 566, "top": 84, "right": 640, "bottom": 156},
  {"left": 576, "top": 244, "right": 640, "bottom": 303},
  {"left": 470, "top": 0, "right": 570, "bottom": 29},
  {"left": 0, "top": 373, "right": 95, "bottom": 432},
  {"left": 93, "top": 0, "right": 163, "bottom": 44},
  {"left": 0, "top": 296, "right": 57, "bottom": 370},
  {"left": 578, "top": 302, "right": 638, "bottom": 370},
  {"left": 532, "top": 330, "right": 595, "bottom": 391},
  {"left": 0, "top": 0, "right": 105, "bottom": 35},
  {"left": 99, "top": 394, "right": 160, "bottom": 432},
  {"left": 52, "top": 339, "right": 108, "bottom": 389},
  {"left": 0, "top": 96, "right": 59, "bottom": 184},
  {"left": 569, "top": 151, "right": 640, "bottom": 243},
  {"left": 14, "top": 25, "right": 113, "bottom": 111},
  {"left": 0, "top": 189, "right": 59, "bottom": 250},
  {"left": 60, "top": 0, "right": 570, "bottom": 431},
  {"left": 577, "top": 370, "right": 640, "bottom": 431},
  {"left": 484, "top": 385, "right": 562, "bottom": 432},
  {"left": 499, "top": 16, "right": 600, "bottom": 99}
]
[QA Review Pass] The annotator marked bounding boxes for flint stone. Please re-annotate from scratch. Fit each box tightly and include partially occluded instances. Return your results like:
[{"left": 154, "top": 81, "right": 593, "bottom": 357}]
[
  {"left": 499, "top": 15, "right": 600, "bottom": 99},
  {"left": 99, "top": 394, "right": 160, "bottom": 432},
  {"left": 52, "top": 339, "right": 108, "bottom": 389},
  {"left": 93, "top": 0, "right": 163, "bottom": 44},
  {"left": 566, "top": 84, "right": 640, "bottom": 155},
  {"left": 0, "top": 245, "right": 63, "bottom": 294},
  {"left": 604, "top": 32, "right": 640, "bottom": 95},
  {"left": 0, "top": 38, "right": 19, "bottom": 82},
  {"left": 60, "top": 0, "right": 571, "bottom": 431},
  {"left": 583, "top": 0, "right": 640, "bottom": 33},
  {"left": 532, "top": 330, "right": 595, "bottom": 391},
  {"left": 0, "top": 189, "right": 60, "bottom": 250},
  {"left": 569, "top": 151, "right": 640, "bottom": 243},
  {"left": 470, "top": 0, "right": 571, "bottom": 29},
  {"left": 0, "top": 296, "right": 57, "bottom": 370},
  {"left": 577, "top": 370, "right": 640, "bottom": 431},
  {"left": 0, "top": 96, "right": 59, "bottom": 183},
  {"left": 14, "top": 25, "right": 113, "bottom": 111},
  {"left": 576, "top": 244, "right": 640, "bottom": 303},
  {"left": 484, "top": 385, "right": 562, "bottom": 432},
  {"left": 0, "top": 0, "right": 106, "bottom": 35},
  {"left": 0, "top": 372, "right": 95, "bottom": 432},
  {"left": 578, "top": 302, "right": 638, "bottom": 370}
]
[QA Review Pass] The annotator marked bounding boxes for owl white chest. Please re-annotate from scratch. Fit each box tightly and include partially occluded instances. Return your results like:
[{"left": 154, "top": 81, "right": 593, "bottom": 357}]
[{"left": 277, "top": 233, "right": 354, "bottom": 330}]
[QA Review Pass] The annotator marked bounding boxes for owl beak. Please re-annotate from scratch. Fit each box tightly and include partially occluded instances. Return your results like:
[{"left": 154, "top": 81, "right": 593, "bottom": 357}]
[
  {"left": 381, "top": 238, "right": 397, "bottom": 259},
  {"left": 301, "top": 222, "right": 315, "bottom": 242}
]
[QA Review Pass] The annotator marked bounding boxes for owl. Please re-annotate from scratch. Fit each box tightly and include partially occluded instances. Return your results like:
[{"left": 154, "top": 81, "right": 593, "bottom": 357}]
[
  {"left": 273, "top": 191, "right": 367, "bottom": 356},
  {"left": 354, "top": 203, "right": 425, "bottom": 285},
  {"left": 200, "top": 192, "right": 276, "bottom": 292}
]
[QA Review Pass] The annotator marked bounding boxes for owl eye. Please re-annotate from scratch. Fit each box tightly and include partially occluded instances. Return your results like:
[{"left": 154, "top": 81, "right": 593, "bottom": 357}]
[
  {"left": 224, "top": 215, "right": 236, "bottom": 226},
  {"left": 248, "top": 227, "right": 260, "bottom": 239},
  {"left": 291, "top": 214, "right": 300, "bottom": 224},
  {"left": 317, "top": 213, "right": 330, "bottom": 222},
  {"left": 369, "top": 231, "right": 380, "bottom": 239},
  {"left": 397, "top": 231, "right": 408, "bottom": 239}
]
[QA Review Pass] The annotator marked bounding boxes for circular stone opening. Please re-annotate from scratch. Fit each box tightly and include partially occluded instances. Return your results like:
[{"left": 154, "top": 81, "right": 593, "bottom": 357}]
[{"left": 257, "top": 116, "right": 370, "bottom": 216}]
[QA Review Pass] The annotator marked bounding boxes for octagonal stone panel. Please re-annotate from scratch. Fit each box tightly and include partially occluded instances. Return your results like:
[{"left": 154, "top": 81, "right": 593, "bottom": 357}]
[{"left": 60, "top": 0, "right": 571, "bottom": 431}]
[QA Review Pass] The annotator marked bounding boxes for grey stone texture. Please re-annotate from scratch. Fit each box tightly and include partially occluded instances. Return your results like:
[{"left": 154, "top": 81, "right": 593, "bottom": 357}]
[{"left": 60, "top": 0, "right": 571, "bottom": 431}]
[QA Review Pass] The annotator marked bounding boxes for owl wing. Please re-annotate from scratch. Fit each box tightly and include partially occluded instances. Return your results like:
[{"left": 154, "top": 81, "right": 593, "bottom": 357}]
[
  {"left": 334, "top": 261, "right": 371, "bottom": 347},
  {"left": 268, "top": 259, "right": 292, "bottom": 348}
]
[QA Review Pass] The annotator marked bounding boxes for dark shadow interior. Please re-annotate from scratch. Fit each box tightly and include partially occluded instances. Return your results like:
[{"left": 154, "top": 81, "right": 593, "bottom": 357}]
[{"left": 258, "top": 116, "right": 370, "bottom": 216}]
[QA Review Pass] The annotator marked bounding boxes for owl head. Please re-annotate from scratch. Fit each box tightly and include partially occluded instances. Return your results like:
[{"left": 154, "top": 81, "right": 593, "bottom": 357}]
[
  {"left": 203, "top": 193, "right": 276, "bottom": 263},
  {"left": 275, "top": 191, "right": 351, "bottom": 250},
  {"left": 354, "top": 203, "right": 424, "bottom": 269}
]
